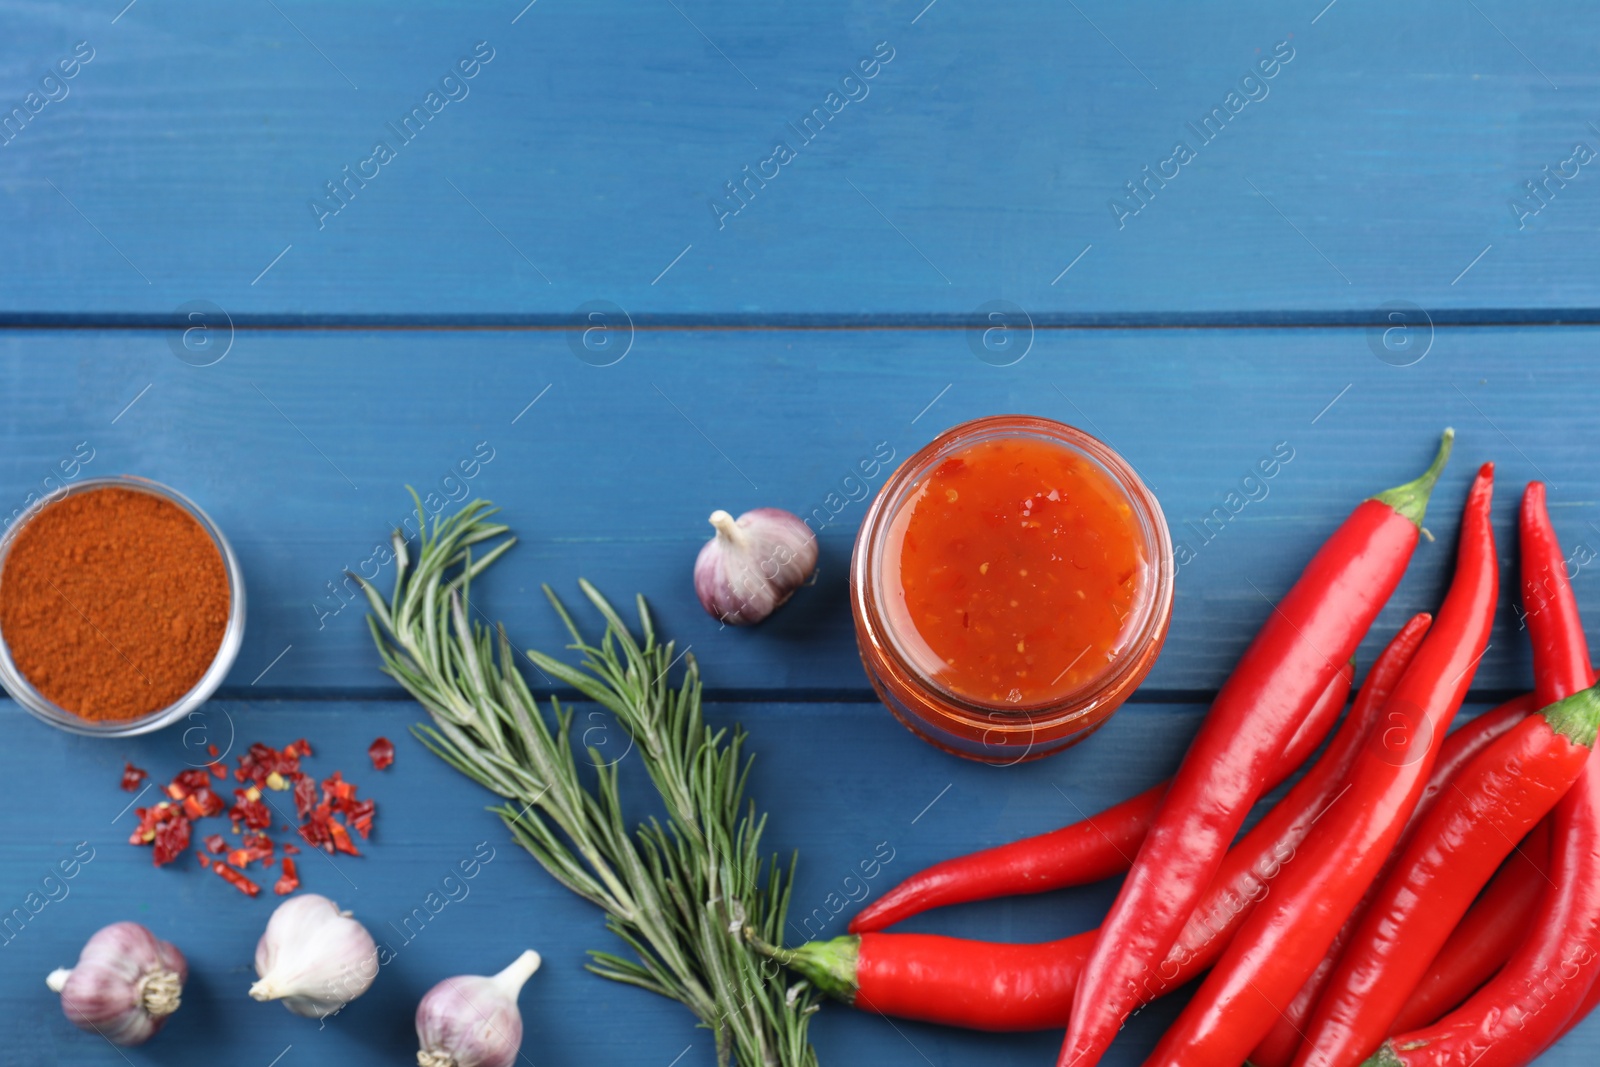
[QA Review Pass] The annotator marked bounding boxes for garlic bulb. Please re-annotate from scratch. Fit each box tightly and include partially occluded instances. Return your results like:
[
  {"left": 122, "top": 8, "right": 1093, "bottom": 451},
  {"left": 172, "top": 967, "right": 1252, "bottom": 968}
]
[
  {"left": 47, "top": 921, "right": 186, "bottom": 1046},
  {"left": 694, "top": 508, "right": 819, "bottom": 625},
  {"left": 250, "top": 893, "right": 379, "bottom": 1019},
  {"left": 415, "top": 950, "right": 541, "bottom": 1067}
]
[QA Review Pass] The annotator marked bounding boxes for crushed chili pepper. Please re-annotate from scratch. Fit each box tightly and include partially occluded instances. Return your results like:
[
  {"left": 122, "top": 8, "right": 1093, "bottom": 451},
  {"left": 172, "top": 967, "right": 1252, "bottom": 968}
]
[
  {"left": 326, "top": 819, "right": 360, "bottom": 856},
  {"left": 120, "top": 762, "right": 148, "bottom": 792},
  {"left": 274, "top": 857, "right": 300, "bottom": 896},
  {"left": 292, "top": 775, "right": 318, "bottom": 819},
  {"left": 214, "top": 863, "right": 261, "bottom": 897},
  {"left": 369, "top": 737, "right": 395, "bottom": 770},
  {"left": 151, "top": 817, "right": 190, "bottom": 866},
  {"left": 121, "top": 736, "right": 377, "bottom": 890}
]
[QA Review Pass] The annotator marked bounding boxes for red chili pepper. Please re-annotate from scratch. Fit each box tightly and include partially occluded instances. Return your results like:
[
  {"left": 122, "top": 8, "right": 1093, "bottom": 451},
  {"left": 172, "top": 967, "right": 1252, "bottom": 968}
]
[
  {"left": 1541, "top": 959, "right": 1600, "bottom": 1052},
  {"left": 1293, "top": 682, "right": 1600, "bottom": 1067},
  {"left": 768, "top": 616, "right": 1428, "bottom": 1032},
  {"left": 762, "top": 929, "right": 1095, "bottom": 1031},
  {"left": 369, "top": 736, "right": 395, "bottom": 770},
  {"left": 120, "top": 762, "right": 148, "bottom": 792},
  {"left": 1362, "top": 482, "right": 1600, "bottom": 1067},
  {"left": 850, "top": 656, "right": 1361, "bottom": 934},
  {"left": 1390, "top": 824, "right": 1550, "bottom": 1033},
  {"left": 214, "top": 862, "right": 261, "bottom": 897},
  {"left": 274, "top": 857, "right": 300, "bottom": 896},
  {"left": 1063, "top": 433, "right": 1454, "bottom": 1067},
  {"left": 1143, "top": 462, "right": 1496, "bottom": 1067},
  {"left": 1250, "top": 693, "right": 1543, "bottom": 1067}
]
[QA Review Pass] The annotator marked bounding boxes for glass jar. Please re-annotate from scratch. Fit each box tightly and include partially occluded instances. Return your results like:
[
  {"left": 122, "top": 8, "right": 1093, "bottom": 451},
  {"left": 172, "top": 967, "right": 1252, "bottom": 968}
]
[
  {"left": 850, "top": 415, "right": 1173, "bottom": 763},
  {"left": 0, "top": 475, "right": 246, "bottom": 737}
]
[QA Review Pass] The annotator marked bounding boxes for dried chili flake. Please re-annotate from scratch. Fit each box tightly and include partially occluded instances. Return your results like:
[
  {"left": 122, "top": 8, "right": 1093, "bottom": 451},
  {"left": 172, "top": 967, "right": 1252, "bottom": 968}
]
[
  {"left": 129, "top": 802, "right": 180, "bottom": 846},
  {"left": 274, "top": 857, "right": 300, "bottom": 896},
  {"left": 181, "top": 786, "right": 225, "bottom": 820},
  {"left": 174, "top": 768, "right": 213, "bottom": 794},
  {"left": 292, "top": 774, "right": 318, "bottom": 820},
  {"left": 229, "top": 790, "right": 273, "bottom": 831},
  {"left": 203, "top": 834, "right": 227, "bottom": 854},
  {"left": 227, "top": 832, "right": 275, "bottom": 870},
  {"left": 282, "top": 841, "right": 300, "bottom": 855},
  {"left": 207, "top": 744, "right": 218, "bottom": 757},
  {"left": 214, "top": 863, "right": 261, "bottom": 897},
  {"left": 327, "top": 818, "right": 361, "bottom": 857},
  {"left": 368, "top": 737, "right": 395, "bottom": 771},
  {"left": 209, "top": 761, "right": 227, "bottom": 780},
  {"left": 298, "top": 806, "right": 333, "bottom": 851},
  {"left": 347, "top": 797, "right": 376, "bottom": 840},
  {"left": 151, "top": 817, "right": 191, "bottom": 867},
  {"left": 120, "top": 762, "right": 148, "bottom": 792},
  {"left": 321, "top": 771, "right": 357, "bottom": 805},
  {"left": 196, "top": 852, "right": 212, "bottom": 869}
]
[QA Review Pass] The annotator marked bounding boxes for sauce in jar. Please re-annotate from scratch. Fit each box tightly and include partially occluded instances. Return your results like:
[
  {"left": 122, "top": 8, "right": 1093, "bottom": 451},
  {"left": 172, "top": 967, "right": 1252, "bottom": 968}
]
[
  {"left": 882, "top": 437, "right": 1144, "bottom": 707},
  {"left": 852, "top": 416, "right": 1172, "bottom": 763}
]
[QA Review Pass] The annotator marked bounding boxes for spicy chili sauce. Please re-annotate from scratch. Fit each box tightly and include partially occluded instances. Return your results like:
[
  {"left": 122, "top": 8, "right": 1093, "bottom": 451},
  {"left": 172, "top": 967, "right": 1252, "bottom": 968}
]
[{"left": 881, "top": 435, "right": 1146, "bottom": 707}]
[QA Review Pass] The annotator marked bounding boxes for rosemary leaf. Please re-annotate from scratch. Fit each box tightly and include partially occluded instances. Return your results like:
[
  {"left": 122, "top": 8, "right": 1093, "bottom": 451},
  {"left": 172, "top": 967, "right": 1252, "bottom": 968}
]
[{"left": 358, "top": 498, "right": 820, "bottom": 1067}]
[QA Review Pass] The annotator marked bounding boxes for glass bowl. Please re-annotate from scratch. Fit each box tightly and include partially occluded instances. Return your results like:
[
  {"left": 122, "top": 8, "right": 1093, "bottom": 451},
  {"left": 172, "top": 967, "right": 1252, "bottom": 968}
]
[
  {"left": 0, "top": 475, "right": 246, "bottom": 736},
  {"left": 851, "top": 415, "right": 1174, "bottom": 763}
]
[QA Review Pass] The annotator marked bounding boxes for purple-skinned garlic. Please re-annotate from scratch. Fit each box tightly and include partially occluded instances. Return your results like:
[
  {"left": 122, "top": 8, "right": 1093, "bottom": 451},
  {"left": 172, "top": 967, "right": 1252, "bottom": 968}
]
[
  {"left": 47, "top": 921, "right": 186, "bottom": 1045},
  {"left": 416, "top": 949, "right": 541, "bottom": 1067},
  {"left": 694, "top": 508, "right": 818, "bottom": 625}
]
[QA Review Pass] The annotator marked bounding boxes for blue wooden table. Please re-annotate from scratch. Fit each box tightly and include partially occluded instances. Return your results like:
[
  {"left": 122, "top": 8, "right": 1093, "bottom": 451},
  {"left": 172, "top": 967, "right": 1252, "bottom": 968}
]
[{"left": 4, "top": 2, "right": 1599, "bottom": 1064}]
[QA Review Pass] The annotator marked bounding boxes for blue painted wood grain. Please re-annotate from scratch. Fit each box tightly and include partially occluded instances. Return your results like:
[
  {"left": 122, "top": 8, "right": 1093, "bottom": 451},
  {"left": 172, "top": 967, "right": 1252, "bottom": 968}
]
[
  {"left": 2, "top": 697, "right": 1592, "bottom": 1066},
  {"left": 2, "top": 327, "right": 1595, "bottom": 696},
  {"left": 3, "top": 1, "right": 1600, "bottom": 318},
  {"left": 5, "top": 3, "right": 1600, "bottom": 1063}
]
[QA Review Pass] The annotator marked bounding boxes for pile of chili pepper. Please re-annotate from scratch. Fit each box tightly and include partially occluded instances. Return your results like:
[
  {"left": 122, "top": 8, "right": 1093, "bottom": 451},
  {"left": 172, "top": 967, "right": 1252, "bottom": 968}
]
[
  {"left": 124, "top": 736, "right": 390, "bottom": 897},
  {"left": 764, "top": 433, "right": 1600, "bottom": 1067}
]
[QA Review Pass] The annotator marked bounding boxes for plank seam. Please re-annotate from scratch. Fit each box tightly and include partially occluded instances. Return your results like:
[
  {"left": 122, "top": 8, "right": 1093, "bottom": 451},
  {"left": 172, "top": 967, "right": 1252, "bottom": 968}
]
[{"left": 6, "top": 311, "right": 1600, "bottom": 330}]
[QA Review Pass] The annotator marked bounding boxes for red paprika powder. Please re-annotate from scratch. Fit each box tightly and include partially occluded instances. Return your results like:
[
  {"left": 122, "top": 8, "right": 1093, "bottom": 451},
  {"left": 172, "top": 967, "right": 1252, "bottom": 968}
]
[{"left": 0, "top": 486, "right": 230, "bottom": 720}]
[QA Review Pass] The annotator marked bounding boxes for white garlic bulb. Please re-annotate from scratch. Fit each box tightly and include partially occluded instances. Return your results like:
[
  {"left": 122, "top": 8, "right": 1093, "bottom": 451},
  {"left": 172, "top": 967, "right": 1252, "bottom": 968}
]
[
  {"left": 47, "top": 921, "right": 186, "bottom": 1046},
  {"left": 416, "top": 950, "right": 541, "bottom": 1067},
  {"left": 250, "top": 893, "right": 379, "bottom": 1019},
  {"left": 694, "top": 508, "right": 819, "bottom": 625}
]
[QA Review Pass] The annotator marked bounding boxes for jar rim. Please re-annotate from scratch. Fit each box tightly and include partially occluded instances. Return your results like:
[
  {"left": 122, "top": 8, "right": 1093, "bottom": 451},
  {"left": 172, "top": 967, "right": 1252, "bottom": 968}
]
[
  {"left": 851, "top": 415, "right": 1174, "bottom": 742},
  {"left": 0, "top": 475, "right": 247, "bottom": 737}
]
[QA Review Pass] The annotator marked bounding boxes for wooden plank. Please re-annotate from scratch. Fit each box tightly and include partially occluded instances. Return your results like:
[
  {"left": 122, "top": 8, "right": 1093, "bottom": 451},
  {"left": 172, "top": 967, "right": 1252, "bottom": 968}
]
[
  {"left": 1, "top": 325, "right": 1593, "bottom": 696},
  {"left": 3, "top": 1, "right": 1599, "bottom": 319},
  {"left": 2, "top": 696, "right": 1591, "bottom": 1065}
]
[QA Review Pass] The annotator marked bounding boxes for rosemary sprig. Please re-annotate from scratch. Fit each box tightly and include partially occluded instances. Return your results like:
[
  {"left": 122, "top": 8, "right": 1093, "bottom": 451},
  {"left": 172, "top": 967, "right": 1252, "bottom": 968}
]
[{"left": 354, "top": 495, "right": 820, "bottom": 1067}]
